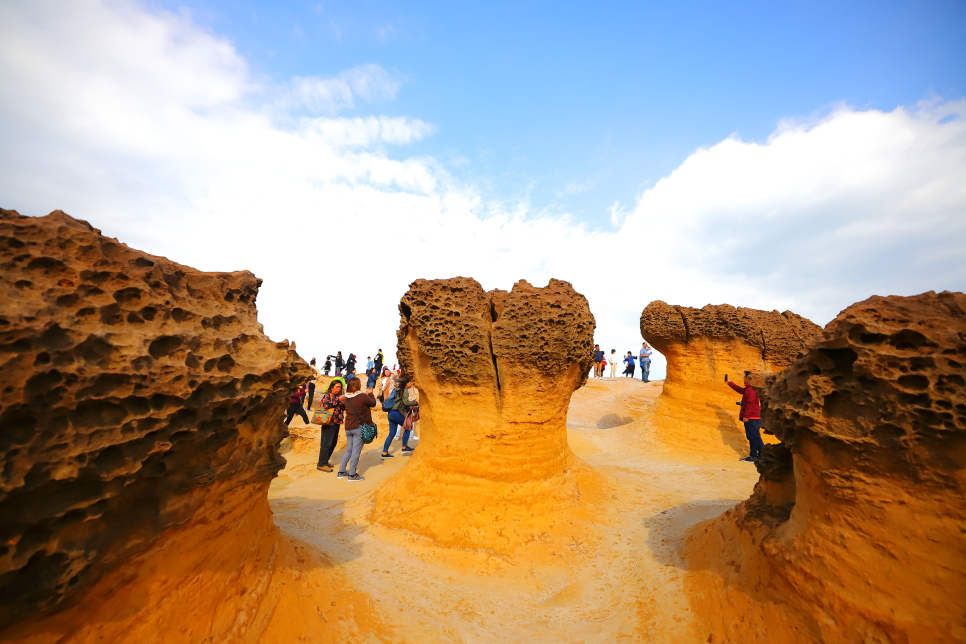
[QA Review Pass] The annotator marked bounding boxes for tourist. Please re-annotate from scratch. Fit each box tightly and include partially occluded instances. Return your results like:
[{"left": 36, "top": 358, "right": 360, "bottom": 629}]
[
  {"left": 334, "top": 351, "right": 344, "bottom": 376},
  {"left": 284, "top": 384, "right": 309, "bottom": 425},
  {"left": 317, "top": 378, "right": 346, "bottom": 472},
  {"left": 374, "top": 349, "right": 384, "bottom": 372},
  {"left": 338, "top": 377, "right": 376, "bottom": 482},
  {"left": 306, "top": 379, "right": 317, "bottom": 409},
  {"left": 609, "top": 349, "right": 618, "bottom": 377},
  {"left": 592, "top": 344, "right": 604, "bottom": 378},
  {"left": 725, "top": 371, "right": 764, "bottom": 463},
  {"left": 381, "top": 376, "right": 417, "bottom": 458},
  {"left": 640, "top": 342, "right": 652, "bottom": 383},
  {"left": 366, "top": 365, "right": 379, "bottom": 389},
  {"left": 310, "top": 356, "right": 316, "bottom": 369},
  {"left": 623, "top": 352, "right": 636, "bottom": 377},
  {"left": 345, "top": 353, "right": 357, "bottom": 375},
  {"left": 377, "top": 366, "right": 394, "bottom": 403},
  {"left": 323, "top": 356, "right": 332, "bottom": 375},
  {"left": 366, "top": 356, "right": 374, "bottom": 372}
]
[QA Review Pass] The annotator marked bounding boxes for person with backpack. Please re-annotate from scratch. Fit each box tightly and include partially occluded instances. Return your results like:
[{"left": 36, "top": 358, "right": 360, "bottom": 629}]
[
  {"left": 284, "top": 384, "right": 309, "bottom": 425},
  {"left": 317, "top": 379, "right": 346, "bottom": 472},
  {"left": 380, "top": 375, "right": 417, "bottom": 458},
  {"left": 334, "top": 351, "right": 344, "bottom": 376},
  {"left": 725, "top": 371, "right": 764, "bottom": 463},
  {"left": 374, "top": 349, "right": 384, "bottom": 372},
  {"left": 339, "top": 377, "right": 376, "bottom": 481}
]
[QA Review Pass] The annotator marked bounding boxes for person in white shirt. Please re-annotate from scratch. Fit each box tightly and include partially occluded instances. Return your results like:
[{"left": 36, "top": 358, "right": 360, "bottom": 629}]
[{"left": 609, "top": 349, "right": 618, "bottom": 377}]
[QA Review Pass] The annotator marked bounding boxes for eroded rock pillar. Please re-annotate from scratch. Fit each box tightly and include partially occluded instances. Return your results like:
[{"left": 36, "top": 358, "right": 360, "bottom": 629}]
[
  {"left": 369, "top": 277, "right": 597, "bottom": 552},
  {"left": 640, "top": 301, "right": 821, "bottom": 458}
]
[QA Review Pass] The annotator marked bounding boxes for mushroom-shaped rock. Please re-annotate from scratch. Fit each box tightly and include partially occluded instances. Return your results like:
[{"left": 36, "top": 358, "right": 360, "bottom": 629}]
[
  {"left": 640, "top": 301, "right": 821, "bottom": 459},
  {"left": 369, "top": 277, "right": 601, "bottom": 553},
  {"left": 685, "top": 291, "right": 966, "bottom": 643}
]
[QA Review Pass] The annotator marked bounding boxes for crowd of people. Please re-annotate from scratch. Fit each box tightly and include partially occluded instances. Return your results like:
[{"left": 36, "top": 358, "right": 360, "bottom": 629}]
[
  {"left": 591, "top": 341, "right": 653, "bottom": 382},
  {"left": 288, "top": 349, "right": 418, "bottom": 481}
]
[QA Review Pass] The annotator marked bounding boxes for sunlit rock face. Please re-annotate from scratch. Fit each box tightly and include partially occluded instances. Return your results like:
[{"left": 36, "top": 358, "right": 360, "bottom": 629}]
[
  {"left": 686, "top": 291, "right": 966, "bottom": 643},
  {"left": 369, "top": 277, "right": 599, "bottom": 553},
  {"left": 640, "top": 301, "right": 821, "bottom": 459},
  {"left": 0, "top": 209, "right": 311, "bottom": 632}
]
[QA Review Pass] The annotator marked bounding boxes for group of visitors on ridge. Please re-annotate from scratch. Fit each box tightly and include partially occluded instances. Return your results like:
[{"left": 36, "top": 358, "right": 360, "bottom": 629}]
[
  {"left": 284, "top": 350, "right": 420, "bottom": 482},
  {"left": 591, "top": 342, "right": 764, "bottom": 464},
  {"left": 591, "top": 342, "right": 654, "bottom": 382}
]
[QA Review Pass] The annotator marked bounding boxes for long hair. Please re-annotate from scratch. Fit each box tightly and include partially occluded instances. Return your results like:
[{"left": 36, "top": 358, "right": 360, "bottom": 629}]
[
  {"left": 346, "top": 377, "right": 361, "bottom": 393},
  {"left": 327, "top": 379, "right": 343, "bottom": 393}
]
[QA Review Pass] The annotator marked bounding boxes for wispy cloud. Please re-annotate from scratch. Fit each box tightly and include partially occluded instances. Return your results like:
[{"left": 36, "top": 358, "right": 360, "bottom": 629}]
[{"left": 285, "top": 63, "right": 402, "bottom": 114}]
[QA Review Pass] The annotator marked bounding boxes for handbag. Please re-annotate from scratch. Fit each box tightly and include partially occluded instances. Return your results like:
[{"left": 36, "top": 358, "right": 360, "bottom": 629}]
[
  {"left": 311, "top": 407, "right": 334, "bottom": 425},
  {"left": 403, "top": 406, "right": 420, "bottom": 431},
  {"left": 346, "top": 397, "right": 379, "bottom": 444}
]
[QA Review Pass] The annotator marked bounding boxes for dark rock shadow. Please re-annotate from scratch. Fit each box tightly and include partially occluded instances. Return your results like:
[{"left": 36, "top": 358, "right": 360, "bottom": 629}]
[{"left": 706, "top": 403, "right": 747, "bottom": 458}]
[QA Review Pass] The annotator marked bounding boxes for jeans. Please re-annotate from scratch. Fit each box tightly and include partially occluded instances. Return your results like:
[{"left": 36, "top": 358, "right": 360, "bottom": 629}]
[
  {"left": 382, "top": 410, "right": 410, "bottom": 452},
  {"left": 285, "top": 402, "right": 308, "bottom": 425},
  {"left": 744, "top": 419, "right": 764, "bottom": 459},
  {"left": 318, "top": 424, "right": 340, "bottom": 466},
  {"left": 640, "top": 358, "right": 651, "bottom": 382},
  {"left": 340, "top": 428, "right": 363, "bottom": 475},
  {"left": 367, "top": 372, "right": 378, "bottom": 389}
]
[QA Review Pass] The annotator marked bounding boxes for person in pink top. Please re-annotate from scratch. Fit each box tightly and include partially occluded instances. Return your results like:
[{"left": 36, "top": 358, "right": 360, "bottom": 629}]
[{"left": 725, "top": 371, "right": 763, "bottom": 463}]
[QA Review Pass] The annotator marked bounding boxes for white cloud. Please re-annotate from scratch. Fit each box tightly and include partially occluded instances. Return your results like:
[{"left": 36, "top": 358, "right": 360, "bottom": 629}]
[{"left": 1, "top": 0, "right": 964, "bottom": 382}]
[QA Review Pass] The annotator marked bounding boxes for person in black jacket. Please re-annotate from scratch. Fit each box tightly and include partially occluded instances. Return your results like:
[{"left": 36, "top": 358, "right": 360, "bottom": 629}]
[{"left": 334, "top": 351, "right": 344, "bottom": 376}]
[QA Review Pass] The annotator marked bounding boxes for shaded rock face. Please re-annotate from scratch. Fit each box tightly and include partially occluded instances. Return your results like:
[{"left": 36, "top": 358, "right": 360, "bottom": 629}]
[
  {"left": 370, "top": 277, "right": 599, "bottom": 552},
  {"left": 686, "top": 291, "right": 966, "bottom": 643},
  {"left": 640, "top": 301, "right": 821, "bottom": 458},
  {"left": 0, "top": 210, "right": 310, "bottom": 629}
]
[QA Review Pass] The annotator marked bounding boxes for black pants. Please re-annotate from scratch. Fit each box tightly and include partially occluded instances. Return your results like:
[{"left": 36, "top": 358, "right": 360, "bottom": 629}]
[
  {"left": 318, "top": 424, "right": 340, "bottom": 466},
  {"left": 307, "top": 383, "right": 316, "bottom": 409},
  {"left": 285, "top": 402, "right": 308, "bottom": 425}
]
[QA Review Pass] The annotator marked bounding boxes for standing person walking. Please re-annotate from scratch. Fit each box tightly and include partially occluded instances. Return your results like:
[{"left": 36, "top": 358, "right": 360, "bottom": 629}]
[
  {"left": 725, "top": 371, "right": 764, "bottom": 463},
  {"left": 609, "top": 350, "right": 618, "bottom": 377},
  {"left": 339, "top": 377, "right": 376, "bottom": 481},
  {"left": 639, "top": 342, "right": 653, "bottom": 383},
  {"left": 317, "top": 379, "right": 346, "bottom": 472},
  {"left": 381, "top": 376, "right": 417, "bottom": 458},
  {"left": 306, "top": 379, "right": 317, "bottom": 409},
  {"left": 592, "top": 345, "right": 605, "bottom": 378},
  {"left": 284, "top": 384, "right": 309, "bottom": 425},
  {"left": 334, "top": 351, "right": 345, "bottom": 376},
  {"left": 623, "top": 352, "right": 636, "bottom": 377}
]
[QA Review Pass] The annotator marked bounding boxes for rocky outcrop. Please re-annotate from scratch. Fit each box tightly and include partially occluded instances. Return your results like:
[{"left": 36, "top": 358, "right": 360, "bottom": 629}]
[
  {"left": 0, "top": 210, "right": 386, "bottom": 642},
  {"left": 685, "top": 291, "right": 966, "bottom": 643},
  {"left": 369, "top": 277, "right": 601, "bottom": 553},
  {"left": 640, "top": 301, "right": 821, "bottom": 459}
]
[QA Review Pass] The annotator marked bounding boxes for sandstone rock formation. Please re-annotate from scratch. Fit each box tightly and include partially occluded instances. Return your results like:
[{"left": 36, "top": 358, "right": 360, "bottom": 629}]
[
  {"left": 685, "top": 291, "right": 966, "bottom": 643},
  {"left": 640, "top": 301, "right": 821, "bottom": 459},
  {"left": 368, "top": 277, "right": 602, "bottom": 553},
  {"left": 0, "top": 210, "right": 385, "bottom": 643}
]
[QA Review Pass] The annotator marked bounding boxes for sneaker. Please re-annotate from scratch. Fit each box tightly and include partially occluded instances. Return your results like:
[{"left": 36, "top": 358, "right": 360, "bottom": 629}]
[
  {"left": 347, "top": 474, "right": 365, "bottom": 482},
  {"left": 401, "top": 446, "right": 414, "bottom": 453},
  {"left": 739, "top": 457, "right": 757, "bottom": 463},
  {"left": 336, "top": 471, "right": 347, "bottom": 479},
  {"left": 381, "top": 452, "right": 394, "bottom": 459}
]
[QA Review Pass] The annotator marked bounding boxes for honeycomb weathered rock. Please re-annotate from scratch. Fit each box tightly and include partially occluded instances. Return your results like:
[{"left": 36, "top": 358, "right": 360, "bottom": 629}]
[
  {"left": 686, "top": 291, "right": 966, "bottom": 643},
  {"left": 0, "top": 209, "right": 311, "bottom": 628},
  {"left": 639, "top": 301, "right": 822, "bottom": 458}
]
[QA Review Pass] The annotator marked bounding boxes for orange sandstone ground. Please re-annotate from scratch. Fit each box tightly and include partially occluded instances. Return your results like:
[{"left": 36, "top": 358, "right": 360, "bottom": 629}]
[{"left": 268, "top": 375, "right": 763, "bottom": 643}]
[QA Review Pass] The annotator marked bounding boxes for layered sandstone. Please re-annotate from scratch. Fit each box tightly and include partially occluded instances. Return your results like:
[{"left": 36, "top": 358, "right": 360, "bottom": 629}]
[
  {"left": 640, "top": 301, "right": 821, "bottom": 459},
  {"left": 368, "top": 277, "right": 601, "bottom": 553},
  {"left": 685, "top": 291, "right": 966, "bottom": 643},
  {"left": 0, "top": 210, "right": 385, "bottom": 642}
]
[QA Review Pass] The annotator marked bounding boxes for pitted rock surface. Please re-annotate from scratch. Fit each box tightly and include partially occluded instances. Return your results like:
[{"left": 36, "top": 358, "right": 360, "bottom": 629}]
[
  {"left": 397, "top": 277, "right": 595, "bottom": 389},
  {"left": 0, "top": 209, "right": 310, "bottom": 628},
  {"left": 686, "top": 291, "right": 966, "bottom": 643},
  {"left": 640, "top": 301, "right": 821, "bottom": 367}
]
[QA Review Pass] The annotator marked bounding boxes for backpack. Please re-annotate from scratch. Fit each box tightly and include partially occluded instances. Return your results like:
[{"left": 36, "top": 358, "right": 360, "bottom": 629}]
[{"left": 382, "top": 388, "right": 398, "bottom": 412}]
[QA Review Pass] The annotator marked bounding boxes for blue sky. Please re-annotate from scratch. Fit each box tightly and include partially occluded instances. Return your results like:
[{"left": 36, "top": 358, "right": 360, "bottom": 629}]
[
  {"left": 1, "top": 0, "right": 964, "bottom": 376},
  {"left": 152, "top": 0, "right": 966, "bottom": 225}
]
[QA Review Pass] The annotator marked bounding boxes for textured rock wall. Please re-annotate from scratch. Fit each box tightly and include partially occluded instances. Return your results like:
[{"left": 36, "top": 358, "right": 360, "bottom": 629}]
[
  {"left": 685, "top": 291, "right": 966, "bottom": 643},
  {"left": 640, "top": 301, "right": 821, "bottom": 459},
  {"left": 369, "top": 277, "right": 601, "bottom": 552},
  {"left": 0, "top": 210, "right": 314, "bottom": 633}
]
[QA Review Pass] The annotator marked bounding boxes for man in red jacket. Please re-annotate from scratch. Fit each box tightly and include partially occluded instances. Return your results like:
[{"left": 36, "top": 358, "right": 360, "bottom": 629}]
[{"left": 725, "top": 371, "right": 764, "bottom": 462}]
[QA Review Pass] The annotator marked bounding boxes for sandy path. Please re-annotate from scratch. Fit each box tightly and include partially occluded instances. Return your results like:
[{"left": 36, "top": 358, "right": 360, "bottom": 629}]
[{"left": 268, "top": 378, "right": 760, "bottom": 643}]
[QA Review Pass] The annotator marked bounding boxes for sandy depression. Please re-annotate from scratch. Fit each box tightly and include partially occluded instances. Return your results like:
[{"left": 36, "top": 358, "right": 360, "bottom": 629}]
[{"left": 1, "top": 209, "right": 963, "bottom": 643}]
